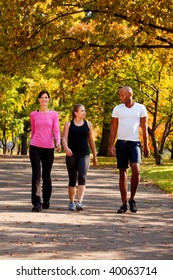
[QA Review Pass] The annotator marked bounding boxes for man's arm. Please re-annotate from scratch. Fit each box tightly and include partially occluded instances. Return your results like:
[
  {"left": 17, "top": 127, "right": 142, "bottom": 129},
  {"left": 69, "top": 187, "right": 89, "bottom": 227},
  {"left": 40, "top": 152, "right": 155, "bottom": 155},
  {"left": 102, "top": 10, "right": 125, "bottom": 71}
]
[
  {"left": 108, "top": 117, "right": 118, "bottom": 156},
  {"left": 140, "top": 116, "right": 150, "bottom": 157},
  {"left": 88, "top": 121, "right": 97, "bottom": 166}
]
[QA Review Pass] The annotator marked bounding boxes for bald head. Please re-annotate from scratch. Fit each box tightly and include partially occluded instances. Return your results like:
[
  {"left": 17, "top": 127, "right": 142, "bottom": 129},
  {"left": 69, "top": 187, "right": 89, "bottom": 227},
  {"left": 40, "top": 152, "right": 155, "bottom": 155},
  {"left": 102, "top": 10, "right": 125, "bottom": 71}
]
[
  {"left": 119, "top": 86, "right": 133, "bottom": 96},
  {"left": 118, "top": 86, "right": 134, "bottom": 106}
]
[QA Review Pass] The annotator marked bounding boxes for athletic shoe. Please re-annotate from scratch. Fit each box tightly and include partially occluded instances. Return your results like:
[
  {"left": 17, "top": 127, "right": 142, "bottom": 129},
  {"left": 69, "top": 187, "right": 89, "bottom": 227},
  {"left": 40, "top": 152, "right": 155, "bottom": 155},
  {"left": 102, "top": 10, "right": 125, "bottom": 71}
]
[
  {"left": 32, "top": 203, "right": 42, "bottom": 212},
  {"left": 69, "top": 202, "right": 76, "bottom": 211},
  {"left": 76, "top": 202, "right": 84, "bottom": 211},
  {"left": 42, "top": 201, "right": 50, "bottom": 209},
  {"left": 129, "top": 200, "right": 137, "bottom": 212},
  {"left": 117, "top": 204, "right": 127, "bottom": 213}
]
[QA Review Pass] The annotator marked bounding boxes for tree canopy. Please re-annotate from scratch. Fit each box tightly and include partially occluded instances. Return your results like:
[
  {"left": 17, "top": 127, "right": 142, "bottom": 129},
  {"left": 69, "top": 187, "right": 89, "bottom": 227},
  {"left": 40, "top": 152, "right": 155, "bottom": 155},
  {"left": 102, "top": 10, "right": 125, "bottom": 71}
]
[
  {"left": 0, "top": 0, "right": 173, "bottom": 163},
  {"left": 0, "top": 0, "right": 173, "bottom": 75}
]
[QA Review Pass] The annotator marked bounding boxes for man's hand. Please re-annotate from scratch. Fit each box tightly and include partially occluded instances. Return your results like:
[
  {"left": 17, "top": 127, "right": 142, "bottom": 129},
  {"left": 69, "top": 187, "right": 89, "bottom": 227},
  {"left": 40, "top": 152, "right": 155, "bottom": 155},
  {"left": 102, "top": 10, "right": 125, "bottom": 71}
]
[
  {"left": 108, "top": 145, "right": 116, "bottom": 157},
  {"left": 144, "top": 146, "right": 150, "bottom": 157}
]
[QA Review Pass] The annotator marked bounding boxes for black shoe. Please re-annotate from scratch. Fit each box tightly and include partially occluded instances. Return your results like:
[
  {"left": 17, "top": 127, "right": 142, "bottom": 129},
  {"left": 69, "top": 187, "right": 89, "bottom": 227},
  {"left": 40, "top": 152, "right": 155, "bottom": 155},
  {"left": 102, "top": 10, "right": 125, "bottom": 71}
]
[
  {"left": 42, "top": 201, "right": 50, "bottom": 209},
  {"left": 32, "top": 203, "right": 42, "bottom": 212},
  {"left": 129, "top": 200, "right": 137, "bottom": 212},
  {"left": 117, "top": 204, "right": 127, "bottom": 213}
]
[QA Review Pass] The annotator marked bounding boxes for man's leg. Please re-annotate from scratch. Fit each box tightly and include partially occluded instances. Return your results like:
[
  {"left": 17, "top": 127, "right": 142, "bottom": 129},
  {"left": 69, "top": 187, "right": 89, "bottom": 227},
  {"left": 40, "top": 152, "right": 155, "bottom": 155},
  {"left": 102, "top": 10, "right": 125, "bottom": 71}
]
[
  {"left": 119, "top": 168, "right": 128, "bottom": 205},
  {"left": 130, "top": 163, "right": 140, "bottom": 201},
  {"left": 128, "top": 141, "right": 141, "bottom": 212}
]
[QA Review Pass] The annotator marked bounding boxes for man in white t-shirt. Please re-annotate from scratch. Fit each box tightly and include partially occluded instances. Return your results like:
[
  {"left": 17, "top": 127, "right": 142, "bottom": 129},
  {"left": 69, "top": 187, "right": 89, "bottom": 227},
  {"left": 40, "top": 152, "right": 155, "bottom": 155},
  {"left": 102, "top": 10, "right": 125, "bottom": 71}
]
[{"left": 109, "top": 86, "right": 150, "bottom": 213}]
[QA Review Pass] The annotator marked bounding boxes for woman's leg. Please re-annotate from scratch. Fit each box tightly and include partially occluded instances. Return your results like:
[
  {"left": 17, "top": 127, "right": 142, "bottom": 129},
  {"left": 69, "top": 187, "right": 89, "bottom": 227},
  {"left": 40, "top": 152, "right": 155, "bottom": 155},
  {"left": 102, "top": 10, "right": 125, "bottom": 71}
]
[
  {"left": 42, "top": 148, "right": 54, "bottom": 207},
  {"left": 68, "top": 186, "right": 76, "bottom": 203},
  {"left": 29, "top": 146, "right": 42, "bottom": 208},
  {"left": 66, "top": 156, "right": 77, "bottom": 209},
  {"left": 76, "top": 155, "right": 90, "bottom": 208}
]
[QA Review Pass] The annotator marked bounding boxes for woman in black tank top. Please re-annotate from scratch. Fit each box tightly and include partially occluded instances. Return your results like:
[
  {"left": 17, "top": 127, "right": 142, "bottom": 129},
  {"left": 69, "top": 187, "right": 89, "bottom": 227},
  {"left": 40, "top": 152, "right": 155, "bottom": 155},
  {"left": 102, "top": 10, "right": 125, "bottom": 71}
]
[
  {"left": 62, "top": 104, "right": 97, "bottom": 211},
  {"left": 68, "top": 119, "right": 90, "bottom": 155}
]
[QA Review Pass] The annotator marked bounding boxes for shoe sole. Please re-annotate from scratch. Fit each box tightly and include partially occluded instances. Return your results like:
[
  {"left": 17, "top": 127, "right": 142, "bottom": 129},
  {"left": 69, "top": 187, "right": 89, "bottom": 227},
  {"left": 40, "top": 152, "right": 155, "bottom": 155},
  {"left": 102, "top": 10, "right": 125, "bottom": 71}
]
[
  {"left": 32, "top": 207, "right": 41, "bottom": 212},
  {"left": 76, "top": 206, "right": 83, "bottom": 211},
  {"left": 130, "top": 208, "right": 137, "bottom": 213},
  {"left": 42, "top": 205, "right": 50, "bottom": 209},
  {"left": 117, "top": 204, "right": 127, "bottom": 213},
  {"left": 117, "top": 209, "right": 127, "bottom": 214}
]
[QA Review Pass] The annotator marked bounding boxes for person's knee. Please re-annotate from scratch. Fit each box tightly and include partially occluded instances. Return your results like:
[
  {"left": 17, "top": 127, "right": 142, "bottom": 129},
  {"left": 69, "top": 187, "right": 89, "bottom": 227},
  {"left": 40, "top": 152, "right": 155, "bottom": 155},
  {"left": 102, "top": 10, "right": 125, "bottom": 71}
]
[
  {"left": 69, "top": 179, "right": 76, "bottom": 187},
  {"left": 131, "top": 164, "right": 140, "bottom": 176},
  {"left": 78, "top": 175, "right": 86, "bottom": 185},
  {"left": 119, "top": 168, "right": 128, "bottom": 180}
]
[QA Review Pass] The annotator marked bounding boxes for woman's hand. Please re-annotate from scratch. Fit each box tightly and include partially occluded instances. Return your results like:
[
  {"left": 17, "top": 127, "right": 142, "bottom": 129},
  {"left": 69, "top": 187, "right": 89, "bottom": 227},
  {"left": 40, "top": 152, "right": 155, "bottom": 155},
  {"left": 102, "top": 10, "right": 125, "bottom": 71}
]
[{"left": 56, "top": 144, "right": 61, "bottom": 152}]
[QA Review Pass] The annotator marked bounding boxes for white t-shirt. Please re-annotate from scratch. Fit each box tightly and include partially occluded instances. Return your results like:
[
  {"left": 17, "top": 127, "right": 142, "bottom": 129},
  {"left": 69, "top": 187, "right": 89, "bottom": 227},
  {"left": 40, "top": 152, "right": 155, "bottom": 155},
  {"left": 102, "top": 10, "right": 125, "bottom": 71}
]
[{"left": 112, "top": 102, "right": 147, "bottom": 141}]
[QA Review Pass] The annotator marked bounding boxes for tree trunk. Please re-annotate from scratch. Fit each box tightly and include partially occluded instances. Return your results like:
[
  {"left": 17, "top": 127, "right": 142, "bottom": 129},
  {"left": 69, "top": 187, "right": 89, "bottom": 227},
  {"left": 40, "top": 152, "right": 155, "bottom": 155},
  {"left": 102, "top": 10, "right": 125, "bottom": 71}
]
[
  {"left": 148, "top": 128, "right": 163, "bottom": 165},
  {"left": 20, "top": 119, "right": 30, "bottom": 155},
  {"left": 170, "top": 142, "right": 173, "bottom": 160},
  {"left": 3, "top": 146, "right": 7, "bottom": 155},
  {"left": 21, "top": 133, "right": 28, "bottom": 155},
  {"left": 155, "top": 153, "right": 163, "bottom": 165},
  {"left": 2, "top": 130, "right": 7, "bottom": 154},
  {"left": 97, "top": 127, "right": 110, "bottom": 156}
]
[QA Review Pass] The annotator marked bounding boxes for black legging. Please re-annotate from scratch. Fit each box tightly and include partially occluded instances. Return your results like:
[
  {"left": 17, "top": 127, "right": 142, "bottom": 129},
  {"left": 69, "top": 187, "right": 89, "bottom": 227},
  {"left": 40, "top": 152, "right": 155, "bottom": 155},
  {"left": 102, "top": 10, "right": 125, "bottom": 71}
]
[
  {"left": 66, "top": 154, "right": 90, "bottom": 187},
  {"left": 29, "top": 145, "right": 54, "bottom": 206}
]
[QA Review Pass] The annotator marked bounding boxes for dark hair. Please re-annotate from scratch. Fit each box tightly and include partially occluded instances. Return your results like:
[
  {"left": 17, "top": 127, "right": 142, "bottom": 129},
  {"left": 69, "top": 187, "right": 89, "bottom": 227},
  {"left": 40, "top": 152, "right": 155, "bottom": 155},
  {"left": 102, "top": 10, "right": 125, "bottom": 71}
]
[
  {"left": 38, "top": 90, "right": 50, "bottom": 99},
  {"left": 72, "top": 104, "right": 84, "bottom": 119}
]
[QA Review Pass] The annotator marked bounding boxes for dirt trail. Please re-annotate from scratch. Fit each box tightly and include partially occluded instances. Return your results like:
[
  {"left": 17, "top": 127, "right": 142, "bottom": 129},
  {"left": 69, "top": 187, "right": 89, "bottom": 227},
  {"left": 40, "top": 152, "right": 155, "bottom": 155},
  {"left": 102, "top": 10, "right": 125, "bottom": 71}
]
[{"left": 0, "top": 155, "right": 172, "bottom": 260}]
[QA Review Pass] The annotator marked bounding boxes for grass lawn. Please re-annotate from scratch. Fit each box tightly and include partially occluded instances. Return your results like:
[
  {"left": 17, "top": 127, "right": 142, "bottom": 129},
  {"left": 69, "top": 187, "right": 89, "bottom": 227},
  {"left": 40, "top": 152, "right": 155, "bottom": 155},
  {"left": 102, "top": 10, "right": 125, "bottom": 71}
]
[
  {"left": 140, "top": 158, "right": 173, "bottom": 195},
  {"left": 97, "top": 156, "right": 173, "bottom": 195}
]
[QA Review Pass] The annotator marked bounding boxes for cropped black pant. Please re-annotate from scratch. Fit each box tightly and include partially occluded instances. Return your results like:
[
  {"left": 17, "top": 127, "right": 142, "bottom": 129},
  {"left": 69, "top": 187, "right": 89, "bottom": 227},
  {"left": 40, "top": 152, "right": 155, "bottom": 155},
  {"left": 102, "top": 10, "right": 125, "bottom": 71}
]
[
  {"left": 66, "top": 154, "right": 90, "bottom": 187},
  {"left": 29, "top": 145, "right": 54, "bottom": 206}
]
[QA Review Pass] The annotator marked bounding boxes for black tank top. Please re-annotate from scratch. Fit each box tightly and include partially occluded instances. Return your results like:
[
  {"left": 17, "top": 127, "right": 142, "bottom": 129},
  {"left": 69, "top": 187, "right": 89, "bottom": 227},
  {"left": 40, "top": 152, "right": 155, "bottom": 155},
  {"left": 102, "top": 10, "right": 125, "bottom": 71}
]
[{"left": 68, "top": 120, "right": 90, "bottom": 155}]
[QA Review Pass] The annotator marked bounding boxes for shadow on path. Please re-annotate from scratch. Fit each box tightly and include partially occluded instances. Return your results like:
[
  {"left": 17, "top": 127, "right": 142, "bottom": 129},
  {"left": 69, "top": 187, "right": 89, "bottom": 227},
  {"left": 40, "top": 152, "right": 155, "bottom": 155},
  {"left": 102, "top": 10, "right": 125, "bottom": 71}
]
[{"left": 0, "top": 155, "right": 172, "bottom": 260}]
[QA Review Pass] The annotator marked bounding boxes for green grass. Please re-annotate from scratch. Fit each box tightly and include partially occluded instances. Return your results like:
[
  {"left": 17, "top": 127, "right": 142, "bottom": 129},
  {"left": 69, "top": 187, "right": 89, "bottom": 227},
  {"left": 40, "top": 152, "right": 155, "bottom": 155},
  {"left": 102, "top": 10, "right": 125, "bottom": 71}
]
[
  {"left": 97, "top": 156, "right": 173, "bottom": 195},
  {"left": 97, "top": 156, "right": 116, "bottom": 167},
  {"left": 140, "top": 158, "right": 173, "bottom": 194}
]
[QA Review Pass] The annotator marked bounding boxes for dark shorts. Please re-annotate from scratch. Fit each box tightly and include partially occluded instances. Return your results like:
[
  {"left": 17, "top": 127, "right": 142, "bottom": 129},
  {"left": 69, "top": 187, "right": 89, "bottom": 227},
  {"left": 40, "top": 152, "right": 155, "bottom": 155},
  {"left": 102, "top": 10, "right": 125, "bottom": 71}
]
[{"left": 115, "top": 140, "right": 141, "bottom": 169}]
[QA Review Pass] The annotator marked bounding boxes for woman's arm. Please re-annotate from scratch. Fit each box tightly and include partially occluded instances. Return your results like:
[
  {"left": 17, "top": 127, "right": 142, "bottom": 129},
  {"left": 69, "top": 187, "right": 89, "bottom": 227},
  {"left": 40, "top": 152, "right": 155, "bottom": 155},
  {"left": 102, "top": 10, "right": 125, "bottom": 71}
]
[
  {"left": 30, "top": 112, "right": 35, "bottom": 139},
  {"left": 53, "top": 111, "right": 61, "bottom": 151},
  {"left": 62, "top": 122, "right": 73, "bottom": 156}
]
